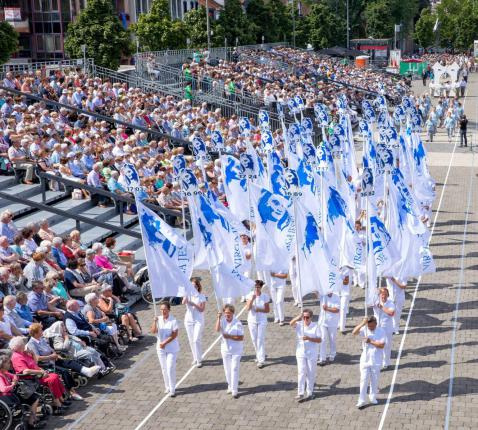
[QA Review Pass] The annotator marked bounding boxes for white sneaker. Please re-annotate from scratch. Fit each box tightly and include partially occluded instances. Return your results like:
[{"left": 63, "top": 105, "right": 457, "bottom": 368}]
[
  {"left": 118, "top": 345, "right": 127, "bottom": 352},
  {"left": 369, "top": 397, "right": 378, "bottom": 405},
  {"left": 71, "top": 392, "right": 84, "bottom": 401},
  {"left": 164, "top": 389, "right": 170, "bottom": 394},
  {"left": 356, "top": 400, "right": 367, "bottom": 409},
  {"left": 226, "top": 388, "right": 232, "bottom": 394},
  {"left": 82, "top": 365, "right": 100, "bottom": 378}
]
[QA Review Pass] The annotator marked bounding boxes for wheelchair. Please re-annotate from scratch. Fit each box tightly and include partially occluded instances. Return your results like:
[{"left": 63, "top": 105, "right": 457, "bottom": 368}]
[{"left": 0, "top": 396, "right": 25, "bottom": 430}]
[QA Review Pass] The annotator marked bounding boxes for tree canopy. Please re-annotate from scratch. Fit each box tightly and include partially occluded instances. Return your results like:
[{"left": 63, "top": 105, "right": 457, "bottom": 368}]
[
  {"left": 0, "top": 22, "right": 19, "bottom": 65},
  {"left": 64, "top": 0, "right": 131, "bottom": 70}
]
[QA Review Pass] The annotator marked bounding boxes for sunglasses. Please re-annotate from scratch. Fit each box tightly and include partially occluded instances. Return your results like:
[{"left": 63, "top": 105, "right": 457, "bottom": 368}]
[{"left": 303, "top": 316, "right": 311, "bottom": 320}]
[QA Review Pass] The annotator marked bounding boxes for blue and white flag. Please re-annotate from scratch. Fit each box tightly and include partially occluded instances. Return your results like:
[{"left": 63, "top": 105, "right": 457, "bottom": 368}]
[
  {"left": 261, "top": 130, "right": 275, "bottom": 153},
  {"left": 362, "top": 100, "right": 376, "bottom": 123},
  {"left": 295, "top": 201, "right": 339, "bottom": 296},
  {"left": 314, "top": 103, "right": 329, "bottom": 127},
  {"left": 121, "top": 162, "right": 148, "bottom": 200},
  {"left": 191, "top": 136, "right": 208, "bottom": 159},
  {"left": 211, "top": 130, "right": 224, "bottom": 152},
  {"left": 211, "top": 263, "right": 254, "bottom": 299},
  {"left": 250, "top": 183, "right": 296, "bottom": 272},
  {"left": 172, "top": 155, "right": 186, "bottom": 177},
  {"left": 220, "top": 155, "right": 249, "bottom": 221},
  {"left": 259, "top": 110, "right": 270, "bottom": 130},
  {"left": 369, "top": 205, "right": 398, "bottom": 276},
  {"left": 239, "top": 117, "right": 252, "bottom": 136},
  {"left": 137, "top": 201, "right": 194, "bottom": 298}
]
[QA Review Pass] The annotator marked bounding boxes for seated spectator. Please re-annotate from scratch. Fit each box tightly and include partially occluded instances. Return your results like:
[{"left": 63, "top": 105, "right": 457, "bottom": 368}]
[
  {"left": 37, "top": 242, "right": 62, "bottom": 273},
  {"left": 51, "top": 237, "right": 68, "bottom": 270},
  {"left": 8, "top": 262, "right": 28, "bottom": 293},
  {"left": 64, "top": 300, "right": 99, "bottom": 340},
  {"left": 64, "top": 259, "right": 100, "bottom": 298},
  {"left": 10, "top": 233, "right": 25, "bottom": 259},
  {"left": 0, "top": 303, "right": 22, "bottom": 348},
  {"left": 43, "top": 321, "right": 112, "bottom": 378},
  {"left": 61, "top": 235, "right": 76, "bottom": 260},
  {"left": 23, "top": 252, "right": 50, "bottom": 289},
  {"left": 0, "top": 267, "right": 15, "bottom": 298},
  {"left": 106, "top": 171, "right": 135, "bottom": 215},
  {"left": 86, "top": 162, "right": 109, "bottom": 207},
  {"left": 0, "top": 236, "right": 20, "bottom": 265},
  {"left": 7, "top": 138, "right": 35, "bottom": 185},
  {"left": 83, "top": 293, "right": 126, "bottom": 352},
  {"left": 26, "top": 323, "right": 99, "bottom": 400},
  {"left": 69, "top": 230, "right": 86, "bottom": 252},
  {"left": 15, "top": 292, "right": 33, "bottom": 323},
  {"left": 98, "top": 285, "right": 142, "bottom": 343},
  {"left": 3, "top": 292, "right": 30, "bottom": 332},
  {"left": 0, "top": 350, "right": 43, "bottom": 429},
  {"left": 38, "top": 219, "right": 55, "bottom": 242},
  {"left": 0, "top": 211, "right": 18, "bottom": 244},
  {"left": 20, "top": 227, "right": 38, "bottom": 258},
  {"left": 27, "top": 282, "right": 63, "bottom": 328},
  {"left": 103, "top": 237, "right": 134, "bottom": 279},
  {"left": 44, "top": 271, "right": 69, "bottom": 301},
  {"left": 9, "top": 336, "right": 69, "bottom": 415}
]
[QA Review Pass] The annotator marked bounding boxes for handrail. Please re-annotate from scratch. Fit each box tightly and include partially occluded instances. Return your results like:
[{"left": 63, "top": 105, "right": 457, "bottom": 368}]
[
  {"left": 0, "top": 86, "right": 191, "bottom": 149},
  {"left": 0, "top": 190, "right": 142, "bottom": 239}
]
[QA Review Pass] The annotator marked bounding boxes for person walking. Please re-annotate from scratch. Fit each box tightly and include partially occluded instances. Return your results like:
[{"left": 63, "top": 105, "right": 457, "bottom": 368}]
[
  {"left": 182, "top": 278, "right": 206, "bottom": 368},
  {"left": 270, "top": 271, "right": 287, "bottom": 325},
  {"left": 290, "top": 309, "right": 321, "bottom": 401},
  {"left": 352, "top": 316, "right": 386, "bottom": 409},
  {"left": 246, "top": 280, "right": 270, "bottom": 368},
  {"left": 318, "top": 290, "right": 340, "bottom": 366},
  {"left": 373, "top": 287, "right": 395, "bottom": 369},
  {"left": 151, "top": 301, "right": 179, "bottom": 397},
  {"left": 215, "top": 304, "right": 244, "bottom": 399},
  {"left": 387, "top": 277, "right": 407, "bottom": 335},
  {"left": 459, "top": 114, "right": 468, "bottom": 147}
]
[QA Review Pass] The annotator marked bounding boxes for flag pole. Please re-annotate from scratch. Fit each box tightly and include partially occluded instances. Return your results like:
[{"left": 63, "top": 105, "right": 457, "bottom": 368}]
[
  {"left": 365, "top": 195, "right": 370, "bottom": 317},
  {"left": 180, "top": 181, "right": 187, "bottom": 239},
  {"left": 291, "top": 195, "right": 305, "bottom": 335}
]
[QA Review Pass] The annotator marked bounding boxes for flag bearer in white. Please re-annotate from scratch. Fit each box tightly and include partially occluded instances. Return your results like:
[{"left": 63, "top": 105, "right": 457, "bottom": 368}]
[
  {"left": 215, "top": 304, "right": 244, "bottom": 399},
  {"left": 246, "top": 280, "right": 271, "bottom": 369},
  {"left": 373, "top": 287, "right": 395, "bottom": 369},
  {"left": 182, "top": 278, "right": 206, "bottom": 368},
  {"left": 151, "top": 301, "right": 179, "bottom": 397},
  {"left": 290, "top": 309, "right": 322, "bottom": 401},
  {"left": 319, "top": 290, "right": 340, "bottom": 365},
  {"left": 387, "top": 277, "right": 407, "bottom": 335},
  {"left": 270, "top": 271, "right": 288, "bottom": 325},
  {"left": 353, "top": 315, "right": 386, "bottom": 409},
  {"left": 339, "top": 268, "right": 352, "bottom": 333}
]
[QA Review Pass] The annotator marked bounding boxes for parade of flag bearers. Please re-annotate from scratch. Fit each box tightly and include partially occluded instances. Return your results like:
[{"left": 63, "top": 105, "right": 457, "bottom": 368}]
[{"left": 127, "top": 76, "right": 437, "bottom": 410}]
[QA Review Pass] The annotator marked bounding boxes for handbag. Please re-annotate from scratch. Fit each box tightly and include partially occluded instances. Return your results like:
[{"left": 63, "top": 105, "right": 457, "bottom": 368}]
[{"left": 14, "top": 379, "right": 39, "bottom": 399}]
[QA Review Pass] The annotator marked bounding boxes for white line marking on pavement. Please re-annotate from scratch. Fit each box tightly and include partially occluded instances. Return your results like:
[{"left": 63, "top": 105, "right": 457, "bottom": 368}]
[
  {"left": 134, "top": 304, "right": 248, "bottom": 430},
  {"left": 377, "top": 89, "right": 470, "bottom": 430},
  {"left": 444, "top": 151, "right": 475, "bottom": 430}
]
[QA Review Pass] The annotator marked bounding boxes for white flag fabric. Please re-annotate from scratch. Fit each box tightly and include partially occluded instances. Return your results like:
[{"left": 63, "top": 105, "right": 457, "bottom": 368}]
[
  {"left": 295, "top": 200, "right": 340, "bottom": 296},
  {"left": 211, "top": 263, "right": 254, "bottom": 299},
  {"left": 250, "top": 183, "right": 296, "bottom": 272},
  {"left": 137, "top": 201, "right": 194, "bottom": 299},
  {"left": 221, "top": 154, "right": 250, "bottom": 221}
]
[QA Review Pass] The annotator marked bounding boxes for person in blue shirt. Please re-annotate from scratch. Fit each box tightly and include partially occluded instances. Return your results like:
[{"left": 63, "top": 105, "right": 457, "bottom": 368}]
[{"left": 51, "top": 237, "right": 68, "bottom": 270}]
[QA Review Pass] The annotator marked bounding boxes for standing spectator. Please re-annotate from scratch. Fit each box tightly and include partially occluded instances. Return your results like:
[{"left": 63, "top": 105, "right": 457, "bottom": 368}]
[{"left": 459, "top": 114, "right": 468, "bottom": 147}]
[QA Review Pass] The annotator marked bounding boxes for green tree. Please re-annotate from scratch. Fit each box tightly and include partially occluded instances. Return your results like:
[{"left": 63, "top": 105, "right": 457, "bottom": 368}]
[
  {"left": 132, "top": 0, "right": 187, "bottom": 51},
  {"left": 64, "top": 0, "right": 131, "bottom": 70},
  {"left": 215, "top": 0, "right": 256, "bottom": 46},
  {"left": 246, "top": 0, "right": 270, "bottom": 43},
  {"left": 364, "top": 0, "right": 394, "bottom": 38},
  {"left": 436, "top": 0, "right": 478, "bottom": 49},
  {"left": 0, "top": 22, "right": 19, "bottom": 65},
  {"left": 183, "top": 7, "right": 209, "bottom": 48},
  {"left": 296, "top": 3, "right": 346, "bottom": 49},
  {"left": 268, "top": 0, "right": 291, "bottom": 42},
  {"left": 414, "top": 8, "right": 436, "bottom": 48}
]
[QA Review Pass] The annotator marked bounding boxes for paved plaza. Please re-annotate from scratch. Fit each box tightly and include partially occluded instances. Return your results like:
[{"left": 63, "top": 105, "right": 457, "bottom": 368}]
[{"left": 49, "top": 77, "right": 478, "bottom": 430}]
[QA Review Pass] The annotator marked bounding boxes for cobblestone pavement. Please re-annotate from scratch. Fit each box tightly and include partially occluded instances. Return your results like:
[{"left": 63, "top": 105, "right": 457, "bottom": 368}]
[{"left": 47, "top": 77, "right": 478, "bottom": 430}]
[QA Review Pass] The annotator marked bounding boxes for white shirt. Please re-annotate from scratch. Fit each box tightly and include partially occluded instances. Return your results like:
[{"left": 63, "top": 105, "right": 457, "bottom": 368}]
[
  {"left": 373, "top": 299, "right": 396, "bottom": 331},
  {"left": 270, "top": 272, "right": 287, "bottom": 289},
  {"left": 359, "top": 326, "right": 386, "bottom": 367},
  {"left": 184, "top": 293, "right": 206, "bottom": 323},
  {"left": 295, "top": 321, "right": 321, "bottom": 359},
  {"left": 240, "top": 244, "right": 252, "bottom": 274},
  {"left": 321, "top": 293, "right": 340, "bottom": 328},
  {"left": 246, "top": 292, "right": 270, "bottom": 324},
  {"left": 156, "top": 316, "right": 179, "bottom": 353},
  {"left": 387, "top": 278, "right": 406, "bottom": 304},
  {"left": 220, "top": 317, "right": 244, "bottom": 355}
]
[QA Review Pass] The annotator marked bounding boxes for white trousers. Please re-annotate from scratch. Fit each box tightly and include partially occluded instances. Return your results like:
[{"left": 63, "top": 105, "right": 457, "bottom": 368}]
[
  {"left": 185, "top": 320, "right": 204, "bottom": 364},
  {"left": 248, "top": 321, "right": 267, "bottom": 363},
  {"left": 157, "top": 348, "right": 177, "bottom": 394},
  {"left": 270, "top": 286, "right": 285, "bottom": 322},
  {"left": 297, "top": 355, "right": 317, "bottom": 396},
  {"left": 359, "top": 365, "right": 380, "bottom": 403},
  {"left": 320, "top": 325, "right": 337, "bottom": 362},
  {"left": 339, "top": 293, "right": 350, "bottom": 332},
  {"left": 221, "top": 350, "right": 241, "bottom": 395},
  {"left": 383, "top": 328, "right": 394, "bottom": 367},
  {"left": 393, "top": 298, "right": 405, "bottom": 333}
]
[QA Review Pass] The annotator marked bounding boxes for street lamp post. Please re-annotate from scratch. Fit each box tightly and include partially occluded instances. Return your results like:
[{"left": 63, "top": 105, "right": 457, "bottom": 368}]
[{"left": 206, "top": 0, "right": 211, "bottom": 52}]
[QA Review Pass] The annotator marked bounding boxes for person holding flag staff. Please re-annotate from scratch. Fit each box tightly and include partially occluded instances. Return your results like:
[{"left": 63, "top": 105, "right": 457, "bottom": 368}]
[
  {"left": 182, "top": 278, "right": 206, "bottom": 368},
  {"left": 270, "top": 271, "right": 288, "bottom": 325},
  {"left": 151, "top": 301, "right": 180, "bottom": 397},
  {"left": 246, "top": 280, "right": 271, "bottom": 369},
  {"left": 373, "top": 287, "right": 395, "bottom": 370},
  {"left": 290, "top": 309, "right": 322, "bottom": 401},
  {"left": 353, "top": 315, "right": 386, "bottom": 409},
  {"left": 387, "top": 277, "right": 407, "bottom": 335},
  {"left": 319, "top": 290, "right": 340, "bottom": 366},
  {"left": 215, "top": 304, "right": 244, "bottom": 399}
]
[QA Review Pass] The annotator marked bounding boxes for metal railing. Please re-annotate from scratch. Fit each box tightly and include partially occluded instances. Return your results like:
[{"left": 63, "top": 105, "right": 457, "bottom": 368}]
[
  {"left": 0, "top": 59, "right": 93, "bottom": 78},
  {"left": 36, "top": 171, "right": 191, "bottom": 235}
]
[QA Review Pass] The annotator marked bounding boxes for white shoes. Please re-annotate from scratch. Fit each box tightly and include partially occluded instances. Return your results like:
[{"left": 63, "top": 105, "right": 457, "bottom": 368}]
[
  {"left": 82, "top": 365, "right": 100, "bottom": 378},
  {"left": 356, "top": 400, "right": 366, "bottom": 409},
  {"left": 369, "top": 397, "right": 378, "bottom": 405}
]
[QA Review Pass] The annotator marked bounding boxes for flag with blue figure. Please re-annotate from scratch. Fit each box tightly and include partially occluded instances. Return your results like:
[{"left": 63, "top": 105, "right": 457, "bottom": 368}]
[
  {"left": 211, "top": 130, "right": 224, "bottom": 152},
  {"left": 220, "top": 154, "right": 250, "bottom": 221},
  {"left": 249, "top": 183, "right": 296, "bottom": 272},
  {"left": 267, "top": 152, "right": 287, "bottom": 197},
  {"left": 295, "top": 201, "right": 340, "bottom": 296},
  {"left": 259, "top": 110, "right": 270, "bottom": 130},
  {"left": 245, "top": 140, "right": 267, "bottom": 188},
  {"left": 191, "top": 192, "right": 245, "bottom": 273},
  {"left": 191, "top": 136, "right": 208, "bottom": 159},
  {"left": 172, "top": 155, "right": 186, "bottom": 177},
  {"left": 410, "top": 133, "right": 436, "bottom": 204},
  {"left": 121, "top": 162, "right": 148, "bottom": 201},
  {"left": 137, "top": 200, "right": 194, "bottom": 299},
  {"left": 261, "top": 130, "right": 275, "bottom": 153},
  {"left": 387, "top": 168, "right": 435, "bottom": 278}
]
